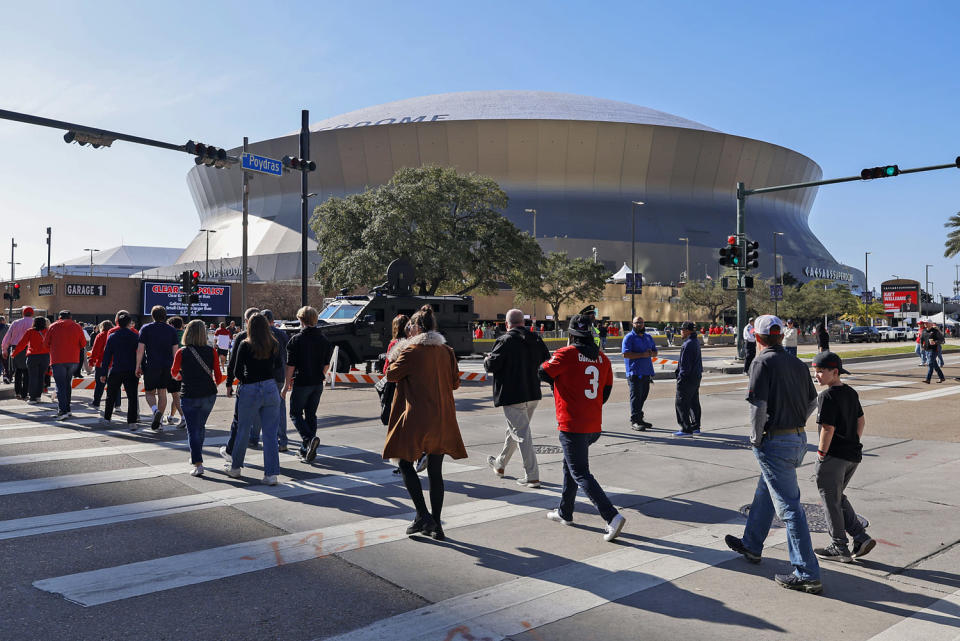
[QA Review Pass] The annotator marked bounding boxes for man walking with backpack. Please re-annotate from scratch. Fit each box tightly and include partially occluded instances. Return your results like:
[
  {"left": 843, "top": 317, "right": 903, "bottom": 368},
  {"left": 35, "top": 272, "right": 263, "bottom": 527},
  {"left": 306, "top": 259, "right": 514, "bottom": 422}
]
[{"left": 484, "top": 308, "right": 551, "bottom": 488}]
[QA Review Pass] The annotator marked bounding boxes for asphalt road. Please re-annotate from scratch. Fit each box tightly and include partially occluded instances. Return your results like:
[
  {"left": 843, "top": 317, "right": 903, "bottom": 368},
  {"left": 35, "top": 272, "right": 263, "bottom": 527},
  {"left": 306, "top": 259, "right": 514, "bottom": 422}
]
[{"left": 1, "top": 352, "right": 958, "bottom": 640}]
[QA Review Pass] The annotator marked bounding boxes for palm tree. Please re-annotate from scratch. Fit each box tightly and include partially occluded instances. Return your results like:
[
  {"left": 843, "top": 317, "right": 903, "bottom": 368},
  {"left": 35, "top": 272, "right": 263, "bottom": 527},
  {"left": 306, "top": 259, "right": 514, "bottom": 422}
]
[{"left": 945, "top": 212, "right": 960, "bottom": 258}]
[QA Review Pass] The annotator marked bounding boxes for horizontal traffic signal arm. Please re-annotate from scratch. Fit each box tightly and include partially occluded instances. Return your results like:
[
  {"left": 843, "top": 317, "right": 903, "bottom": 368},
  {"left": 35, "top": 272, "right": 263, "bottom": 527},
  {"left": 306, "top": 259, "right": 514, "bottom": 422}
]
[
  {"left": 0, "top": 108, "right": 237, "bottom": 165},
  {"left": 740, "top": 156, "right": 960, "bottom": 197}
]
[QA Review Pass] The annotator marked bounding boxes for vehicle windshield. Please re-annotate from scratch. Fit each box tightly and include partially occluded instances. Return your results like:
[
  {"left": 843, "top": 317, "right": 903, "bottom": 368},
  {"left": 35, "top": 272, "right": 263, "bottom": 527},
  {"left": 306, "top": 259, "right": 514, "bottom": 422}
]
[
  {"left": 852, "top": 327, "right": 870, "bottom": 331},
  {"left": 317, "top": 303, "right": 365, "bottom": 320}
]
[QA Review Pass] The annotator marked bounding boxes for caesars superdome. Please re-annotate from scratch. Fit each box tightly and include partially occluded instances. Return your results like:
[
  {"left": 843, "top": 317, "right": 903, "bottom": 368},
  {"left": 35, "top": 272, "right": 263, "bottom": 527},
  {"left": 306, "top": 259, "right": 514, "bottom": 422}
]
[{"left": 174, "top": 90, "right": 863, "bottom": 289}]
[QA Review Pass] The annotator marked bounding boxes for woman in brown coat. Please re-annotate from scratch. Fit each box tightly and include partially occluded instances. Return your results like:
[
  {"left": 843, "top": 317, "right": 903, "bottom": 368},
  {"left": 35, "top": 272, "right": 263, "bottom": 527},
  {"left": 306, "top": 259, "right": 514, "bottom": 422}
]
[{"left": 384, "top": 305, "right": 466, "bottom": 540}]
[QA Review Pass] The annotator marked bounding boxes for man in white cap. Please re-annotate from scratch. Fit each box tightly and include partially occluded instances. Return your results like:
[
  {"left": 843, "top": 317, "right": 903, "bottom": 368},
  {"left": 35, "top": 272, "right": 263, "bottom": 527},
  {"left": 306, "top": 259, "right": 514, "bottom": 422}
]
[{"left": 725, "top": 314, "right": 822, "bottom": 594}]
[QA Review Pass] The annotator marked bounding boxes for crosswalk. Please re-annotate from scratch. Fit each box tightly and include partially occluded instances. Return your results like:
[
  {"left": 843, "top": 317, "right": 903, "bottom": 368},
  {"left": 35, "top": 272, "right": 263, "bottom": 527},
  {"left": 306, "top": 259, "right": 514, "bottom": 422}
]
[{"left": 2, "top": 365, "right": 959, "bottom": 640}]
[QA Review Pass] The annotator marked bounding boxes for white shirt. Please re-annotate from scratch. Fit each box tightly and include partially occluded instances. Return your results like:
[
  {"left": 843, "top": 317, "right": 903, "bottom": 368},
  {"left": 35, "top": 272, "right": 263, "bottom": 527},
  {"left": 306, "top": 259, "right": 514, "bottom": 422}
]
[
  {"left": 743, "top": 324, "right": 756, "bottom": 343},
  {"left": 783, "top": 327, "right": 798, "bottom": 347}
]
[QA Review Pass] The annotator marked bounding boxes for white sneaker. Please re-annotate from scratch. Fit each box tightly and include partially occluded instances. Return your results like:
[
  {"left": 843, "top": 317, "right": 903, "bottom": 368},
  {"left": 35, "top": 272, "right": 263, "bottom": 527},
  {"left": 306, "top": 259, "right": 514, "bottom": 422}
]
[
  {"left": 546, "top": 509, "right": 573, "bottom": 526},
  {"left": 262, "top": 475, "right": 278, "bottom": 486},
  {"left": 190, "top": 465, "right": 204, "bottom": 477},
  {"left": 224, "top": 466, "right": 242, "bottom": 479},
  {"left": 487, "top": 455, "right": 504, "bottom": 478},
  {"left": 604, "top": 514, "right": 626, "bottom": 542},
  {"left": 517, "top": 478, "right": 541, "bottom": 489},
  {"left": 220, "top": 446, "right": 231, "bottom": 461}
]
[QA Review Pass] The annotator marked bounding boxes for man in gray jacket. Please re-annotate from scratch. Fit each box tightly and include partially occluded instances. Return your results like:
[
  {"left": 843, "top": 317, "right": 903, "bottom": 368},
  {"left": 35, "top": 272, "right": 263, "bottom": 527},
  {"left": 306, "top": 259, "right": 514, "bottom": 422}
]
[
  {"left": 484, "top": 308, "right": 550, "bottom": 488},
  {"left": 725, "top": 314, "right": 822, "bottom": 594}
]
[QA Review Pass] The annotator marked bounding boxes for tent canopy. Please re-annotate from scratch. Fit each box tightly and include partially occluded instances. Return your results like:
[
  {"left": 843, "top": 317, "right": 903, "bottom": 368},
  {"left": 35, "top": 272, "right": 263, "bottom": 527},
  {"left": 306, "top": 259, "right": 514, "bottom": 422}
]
[
  {"left": 609, "top": 263, "right": 644, "bottom": 283},
  {"left": 919, "top": 311, "right": 958, "bottom": 326}
]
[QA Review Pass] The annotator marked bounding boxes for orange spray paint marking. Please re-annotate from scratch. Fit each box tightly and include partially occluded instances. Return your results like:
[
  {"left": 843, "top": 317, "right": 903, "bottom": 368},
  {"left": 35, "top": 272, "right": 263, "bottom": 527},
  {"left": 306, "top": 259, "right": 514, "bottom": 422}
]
[
  {"left": 269, "top": 541, "right": 286, "bottom": 566},
  {"left": 300, "top": 532, "right": 325, "bottom": 558},
  {"left": 240, "top": 555, "right": 255, "bottom": 561},
  {"left": 875, "top": 538, "right": 901, "bottom": 548}
]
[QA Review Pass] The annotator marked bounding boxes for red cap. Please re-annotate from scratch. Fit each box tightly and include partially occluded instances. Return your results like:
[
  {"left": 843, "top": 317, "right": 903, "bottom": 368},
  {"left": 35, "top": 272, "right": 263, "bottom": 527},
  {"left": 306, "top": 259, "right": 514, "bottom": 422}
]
[{"left": 22, "top": 306, "right": 34, "bottom": 316}]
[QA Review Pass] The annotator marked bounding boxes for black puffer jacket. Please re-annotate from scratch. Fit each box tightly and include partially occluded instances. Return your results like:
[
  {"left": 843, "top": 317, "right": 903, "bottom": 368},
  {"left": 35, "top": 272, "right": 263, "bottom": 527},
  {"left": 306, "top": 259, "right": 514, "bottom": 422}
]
[{"left": 483, "top": 326, "right": 551, "bottom": 407}]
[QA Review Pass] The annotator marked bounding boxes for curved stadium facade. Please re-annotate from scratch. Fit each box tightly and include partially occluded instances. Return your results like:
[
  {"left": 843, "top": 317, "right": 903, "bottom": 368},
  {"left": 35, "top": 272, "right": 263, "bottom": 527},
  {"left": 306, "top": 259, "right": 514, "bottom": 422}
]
[{"left": 170, "top": 91, "right": 864, "bottom": 290}]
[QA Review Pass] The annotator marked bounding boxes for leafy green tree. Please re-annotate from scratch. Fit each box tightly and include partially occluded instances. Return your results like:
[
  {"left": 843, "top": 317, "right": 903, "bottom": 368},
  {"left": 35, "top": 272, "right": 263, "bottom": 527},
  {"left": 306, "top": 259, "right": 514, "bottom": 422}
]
[
  {"left": 944, "top": 212, "right": 960, "bottom": 258},
  {"left": 677, "top": 280, "right": 737, "bottom": 321},
  {"left": 310, "top": 166, "right": 541, "bottom": 295},
  {"left": 513, "top": 251, "right": 610, "bottom": 322},
  {"left": 841, "top": 300, "right": 887, "bottom": 326}
]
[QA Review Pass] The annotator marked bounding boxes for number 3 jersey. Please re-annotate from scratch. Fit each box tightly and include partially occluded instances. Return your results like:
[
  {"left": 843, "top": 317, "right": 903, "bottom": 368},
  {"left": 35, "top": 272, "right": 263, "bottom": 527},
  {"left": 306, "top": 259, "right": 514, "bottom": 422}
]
[{"left": 540, "top": 345, "right": 613, "bottom": 433}]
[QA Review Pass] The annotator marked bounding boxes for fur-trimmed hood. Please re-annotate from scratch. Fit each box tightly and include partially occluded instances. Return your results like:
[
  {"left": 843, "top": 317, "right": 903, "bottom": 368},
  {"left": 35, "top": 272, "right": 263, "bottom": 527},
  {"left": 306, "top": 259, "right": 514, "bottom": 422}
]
[{"left": 387, "top": 330, "right": 446, "bottom": 362}]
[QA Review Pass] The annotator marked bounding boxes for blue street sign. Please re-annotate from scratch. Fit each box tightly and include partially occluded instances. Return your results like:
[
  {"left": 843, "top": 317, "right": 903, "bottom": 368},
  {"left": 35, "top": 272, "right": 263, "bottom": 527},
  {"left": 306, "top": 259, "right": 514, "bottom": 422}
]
[
  {"left": 625, "top": 272, "right": 643, "bottom": 294},
  {"left": 770, "top": 284, "right": 783, "bottom": 301},
  {"left": 241, "top": 152, "right": 283, "bottom": 177}
]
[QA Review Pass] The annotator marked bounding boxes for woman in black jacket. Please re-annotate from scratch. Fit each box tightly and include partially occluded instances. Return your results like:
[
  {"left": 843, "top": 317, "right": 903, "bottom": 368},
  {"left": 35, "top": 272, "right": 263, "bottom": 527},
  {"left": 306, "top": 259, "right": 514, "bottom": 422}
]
[
  {"left": 816, "top": 323, "right": 830, "bottom": 353},
  {"left": 171, "top": 320, "right": 224, "bottom": 477},
  {"left": 228, "top": 314, "right": 283, "bottom": 485}
]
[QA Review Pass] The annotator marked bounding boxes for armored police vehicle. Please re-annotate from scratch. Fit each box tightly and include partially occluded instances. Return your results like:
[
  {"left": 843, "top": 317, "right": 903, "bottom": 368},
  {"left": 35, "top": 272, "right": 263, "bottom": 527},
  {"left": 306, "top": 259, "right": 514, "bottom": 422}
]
[{"left": 311, "top": 260, "right": 475, "bottom": 371}]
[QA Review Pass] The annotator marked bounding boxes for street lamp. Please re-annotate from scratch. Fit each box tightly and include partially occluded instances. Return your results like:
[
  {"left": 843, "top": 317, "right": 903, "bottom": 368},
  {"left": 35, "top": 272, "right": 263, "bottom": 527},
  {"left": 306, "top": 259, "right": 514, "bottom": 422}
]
[
  {"left": 864, "top": 251, "right": 871, "bottom": 300},
  {"left": 772, "top": 232, "right": 784, "bottom": 315},
  {"left": 524, "top": 208, "right": 538, "bottom": 320},
  {"left": 678, "top": 237, "right": 689, "bottom": 282},
  {"left": 592, "top": 247, "right": 598, "bottom": 263},
  {"left": 630, "top": 201, "right": 644, "bottom": 318},
  {"left": 925, "top": 264, "right": 933, "bottom": 312},
  {"left": 198, "top": 229, "right": 217, "bottom": 277},
  {"left": 82, "top": 248, "right": 99, "bottom": 277}
]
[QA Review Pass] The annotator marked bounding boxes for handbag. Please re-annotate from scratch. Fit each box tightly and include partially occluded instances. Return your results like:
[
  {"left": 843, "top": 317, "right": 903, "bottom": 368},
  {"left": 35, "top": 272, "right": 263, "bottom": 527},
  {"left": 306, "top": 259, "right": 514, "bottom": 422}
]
[{"left": 374, "top": 376, "right": 395, "bottom": 425}]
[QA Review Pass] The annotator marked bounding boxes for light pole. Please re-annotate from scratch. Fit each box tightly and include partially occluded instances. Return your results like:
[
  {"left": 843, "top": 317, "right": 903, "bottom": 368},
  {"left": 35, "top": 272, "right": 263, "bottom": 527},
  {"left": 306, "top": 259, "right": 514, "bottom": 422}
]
[
  {"left": 82, "top": 248, "right": 99, "bottom": 277},
  {"left": 925, "top": 264, "right": 933, "bottom": 313},
  {"left": 864, "top": 251, "right": 871, "bottom": 301},
  {"left": 772, "top": 232, "right": 784, "bottom": 315},
  {"left": 45, "top": 227, "right": 51, "bottom": 277},
  {"left": 630, "top": 201, "right": 644, "bottom": 318},
  {"left": 524, "top": 208, "right": 538, "bottom": 320},
  {"left": 592, "top": 247, "right": 598, "bottom": 263},
  {"left": 199, "top": 229, "right": 217, "bottom": 277},
  {"left": 678, "top": 237, "right": 689, "bottom": 282}
]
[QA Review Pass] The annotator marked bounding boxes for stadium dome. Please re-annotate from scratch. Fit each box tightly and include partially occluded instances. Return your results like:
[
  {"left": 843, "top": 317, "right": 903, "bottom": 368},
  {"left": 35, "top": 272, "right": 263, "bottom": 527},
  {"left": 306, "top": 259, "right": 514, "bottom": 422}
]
[{"left": 167, "top": 91, "right": 863, "bottom": 290}]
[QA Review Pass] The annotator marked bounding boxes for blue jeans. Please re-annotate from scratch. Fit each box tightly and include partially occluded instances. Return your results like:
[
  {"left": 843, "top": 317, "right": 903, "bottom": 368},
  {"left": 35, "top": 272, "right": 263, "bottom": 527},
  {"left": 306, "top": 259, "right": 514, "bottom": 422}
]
[
  {"left": 627, "top": 375, "right": 651, "bottom": 423},
  {"left": 52, "top": 362, "right": 78, "bottom": 414},
  {"left": 742, "top": 431, "right": 820, "bottom": 581},
  {"left": 925, "top": 349, "right": 944, "bottom": 382},
  {"left": 289, "top": 384, "right": 324, "bottom": 454},
  {"left": 181, "top": 395, "right": 216, "bottom": 464},
  {"left": 916, "top": 342, "right": 927, "bottom": 365},
  {"left": 557, "top": 431, "right": 618, "bottom": 523},
  {"left": 232, "top": 380, "right": 281, "bottom": 476}
]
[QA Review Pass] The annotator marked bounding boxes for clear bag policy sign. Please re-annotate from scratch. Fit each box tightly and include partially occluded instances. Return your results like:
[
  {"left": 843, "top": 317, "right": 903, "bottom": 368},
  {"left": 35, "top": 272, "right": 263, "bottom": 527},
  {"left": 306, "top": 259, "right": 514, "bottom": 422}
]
[{"left": 141, "top": 281, "right": 231, "bottom": 317}]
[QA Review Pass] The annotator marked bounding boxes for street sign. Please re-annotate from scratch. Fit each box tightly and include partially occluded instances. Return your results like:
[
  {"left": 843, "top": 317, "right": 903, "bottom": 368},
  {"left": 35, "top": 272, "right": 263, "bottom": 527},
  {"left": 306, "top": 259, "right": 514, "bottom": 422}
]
[
  {"left": 38, "top": 284, "right": 55, "bottom": 296},
  {"left": 241, "top": 152, "right": 283, "bottom": 177},
  {"left": 65, "top": 283, "right": 106, "bottom": 296},
  {"left": 770, "top": 284, "right": 783, "bottom": 301}
]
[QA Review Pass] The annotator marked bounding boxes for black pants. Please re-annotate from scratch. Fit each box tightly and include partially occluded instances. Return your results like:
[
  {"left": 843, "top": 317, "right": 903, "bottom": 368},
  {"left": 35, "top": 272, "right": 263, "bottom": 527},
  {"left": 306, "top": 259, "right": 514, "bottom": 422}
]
[
  {"left": 743, "top": 341, "right": 756, "bottom": 375},
  {"left": 398, "top": 454, "right": 445, "bottom": 520},
  {"left": 14, "top": 366, "right": 29, "bottom": 399},
  {"left": 627, "top": 375, "right": 651, "bottom": 423},
  {"left": 675, "top": 377, "right": 701, "bottom": 433},
  {"left": 104, "top": 372, "right": 139, "bottom": 424}
]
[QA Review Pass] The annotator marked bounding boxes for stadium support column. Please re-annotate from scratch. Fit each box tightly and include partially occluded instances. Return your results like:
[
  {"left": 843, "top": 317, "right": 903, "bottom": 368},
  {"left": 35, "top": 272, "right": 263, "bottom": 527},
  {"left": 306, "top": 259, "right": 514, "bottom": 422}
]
[
  {"left": 736, "top": 182, "right": 746, "bottom": 359},
  {"left": 242, "top": 136, "right": 249, "bottom": 312},
  {"left": 300, "top": 109, "right": 310, "bottom": 308}
]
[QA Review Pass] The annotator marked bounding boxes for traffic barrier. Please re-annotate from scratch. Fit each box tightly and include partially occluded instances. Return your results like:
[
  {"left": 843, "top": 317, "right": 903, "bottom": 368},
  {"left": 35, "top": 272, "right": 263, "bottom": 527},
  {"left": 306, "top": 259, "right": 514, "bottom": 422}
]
[
  {"left": 329, "top": 371, "right": 487, "bottom": 385},
  {"left": 653, "top": 357, "right": 679, "bottom": 366}
]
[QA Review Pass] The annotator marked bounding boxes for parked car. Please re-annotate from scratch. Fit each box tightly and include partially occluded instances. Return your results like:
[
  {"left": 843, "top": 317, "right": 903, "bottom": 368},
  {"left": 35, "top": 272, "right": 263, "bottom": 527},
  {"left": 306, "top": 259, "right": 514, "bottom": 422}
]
[
  {"left": 874, "top": 325, "right": 897, "bottom": 341},
  {"left": 902, "top": 326, "right": 917, "bottom": 340},
  {"left": 848, "top": 326, "right": 881, "bottom": 343},
  {"left": 890, "top": 326, "right": 907, "bottom": 341}
]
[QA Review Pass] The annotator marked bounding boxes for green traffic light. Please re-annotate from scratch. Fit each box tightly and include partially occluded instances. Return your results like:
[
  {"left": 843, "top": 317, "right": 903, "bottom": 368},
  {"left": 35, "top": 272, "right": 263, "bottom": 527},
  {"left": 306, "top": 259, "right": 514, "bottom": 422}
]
[
  {"left": 732, "top": 257, "right": 739, "bottom": 264},
  {"left": 884, "top": 166, "right": 896, "bottom": 176}
]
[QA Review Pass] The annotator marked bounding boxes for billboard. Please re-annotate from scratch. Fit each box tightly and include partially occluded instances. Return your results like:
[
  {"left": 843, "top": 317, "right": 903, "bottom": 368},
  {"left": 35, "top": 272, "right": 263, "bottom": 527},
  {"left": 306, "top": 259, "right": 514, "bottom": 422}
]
[
  {"left": 881, "top": 281, "right": 919, "bottom": 314},
  {"left": 141, "top": 281, "right": 231, "bottom": 317}
]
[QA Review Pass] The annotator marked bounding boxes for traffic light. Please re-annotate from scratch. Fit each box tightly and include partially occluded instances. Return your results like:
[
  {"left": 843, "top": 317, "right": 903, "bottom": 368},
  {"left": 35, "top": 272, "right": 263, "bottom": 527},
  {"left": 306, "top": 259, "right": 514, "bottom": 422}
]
[
  {"left": 745, "top": 240, "right": 759, "bottom": 269},
  {"left": 185, "top": 141, "right": 232, "bottom": 169},
  {"left": 282, "top": 155, "right": 316, "bottom": 172},
  {"left": 190, "top": 270, "right": 201, "bottom": 294},
  {"left": 860, "top": 165, "right": 900, "bottom": 180},
  {"left": 63, "top": 130, "right": 116, "bottom": 148},
  {"left": 718, "top": 235, "right": 740, "bottom": 267},
  {"left": 12, "top": 283, "right": 20, "bottom": 300}
]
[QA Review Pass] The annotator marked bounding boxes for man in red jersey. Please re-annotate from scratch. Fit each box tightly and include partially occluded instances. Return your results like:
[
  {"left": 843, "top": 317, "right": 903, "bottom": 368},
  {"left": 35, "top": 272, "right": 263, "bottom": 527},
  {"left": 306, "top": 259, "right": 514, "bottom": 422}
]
[{"left": 539, "top": 314, "right": 626, "bottom": 542}]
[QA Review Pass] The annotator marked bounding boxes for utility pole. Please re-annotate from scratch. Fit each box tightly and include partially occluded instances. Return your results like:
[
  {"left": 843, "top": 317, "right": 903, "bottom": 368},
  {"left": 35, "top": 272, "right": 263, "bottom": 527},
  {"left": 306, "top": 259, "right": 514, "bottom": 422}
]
[
  {"left": 242, "top": 136, "right": 249, "bottom": 313},
  {"left": 864, "top": 251, "right": 870, "bottom": 301},
  {"left": 925, "top": 264, "right": 933, "bottom": 313},
  {"left": 7, "top": 239, "right": 16, "bottom": 319},
  {"left": 630, "top": 201, "right": 644, "bottom": 319},
  {"left": 300, "top": 109, "right": 310, "bottom": 308},
  {"left": 524, "top": 208, "right": 538, "bottom": 321},
  {"left": 45, "top": 227, "right": 51, "bottom": 277},
  {"left": 678, "top": 237, "right": 689, "bottom": 282},
  {"left": 199, "top": 229, "right": 216, "bottom": 278},
  {"left": 735, "top": 183, "right": 746, "bottom": 357}
]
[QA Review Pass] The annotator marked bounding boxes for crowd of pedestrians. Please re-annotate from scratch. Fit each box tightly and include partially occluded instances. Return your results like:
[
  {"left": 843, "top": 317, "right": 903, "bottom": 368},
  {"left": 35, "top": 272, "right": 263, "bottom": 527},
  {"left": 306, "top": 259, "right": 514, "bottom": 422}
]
[{"left": 4, "top": 301, "right": 959, "bottom": 595}]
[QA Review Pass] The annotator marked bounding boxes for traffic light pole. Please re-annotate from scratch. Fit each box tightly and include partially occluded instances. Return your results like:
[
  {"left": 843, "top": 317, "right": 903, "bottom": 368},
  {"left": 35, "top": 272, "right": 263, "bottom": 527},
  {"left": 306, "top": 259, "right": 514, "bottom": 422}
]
[
  {"left": 7, "top": 239, "right": 15, "bottom": 320},
  {"left": 299, "top": 110, "right": 310, "bottom": 308},
  {"left": 242, "top": 136, "right": 250, "bottom": 313},
  {"left": 734, "top": 156, "right": 960, "bottom": 359}
]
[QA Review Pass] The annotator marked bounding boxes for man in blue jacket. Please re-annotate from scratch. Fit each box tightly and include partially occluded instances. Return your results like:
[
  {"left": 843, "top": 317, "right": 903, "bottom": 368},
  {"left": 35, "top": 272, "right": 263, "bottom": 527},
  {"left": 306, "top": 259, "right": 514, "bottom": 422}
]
[
  {"left": 674, "top": 321, "right": 702, "bottom": 437},
  {"left": 622, "top": 315, "right": 658, "bottom": 430}
]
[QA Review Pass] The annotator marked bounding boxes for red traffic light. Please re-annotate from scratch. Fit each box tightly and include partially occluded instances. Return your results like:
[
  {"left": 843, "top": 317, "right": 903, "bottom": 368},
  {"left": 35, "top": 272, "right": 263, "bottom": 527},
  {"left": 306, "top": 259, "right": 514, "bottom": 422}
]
[
  {"left": 726, "top": 235, "right": 737, "bottom": 245},
  {"left": 12, "top": 283, "right": 19, "bottom": 290},
  {"left": 191, "top": 271, "right": 200, "bottom": 279}
]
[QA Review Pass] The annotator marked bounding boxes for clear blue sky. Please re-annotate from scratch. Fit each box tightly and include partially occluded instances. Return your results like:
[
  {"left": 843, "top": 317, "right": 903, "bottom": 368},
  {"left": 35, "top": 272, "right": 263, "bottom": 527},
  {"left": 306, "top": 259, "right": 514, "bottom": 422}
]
[{"left": 2, "top": 1, "right": 958, "bottom": 298}]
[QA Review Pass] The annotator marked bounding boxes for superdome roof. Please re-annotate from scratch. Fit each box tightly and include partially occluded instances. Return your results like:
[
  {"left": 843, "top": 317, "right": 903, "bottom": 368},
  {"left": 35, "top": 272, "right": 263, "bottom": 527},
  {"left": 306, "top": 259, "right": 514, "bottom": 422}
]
[{"left": 308, "top": 90, "right": 720, "bottom": 133}]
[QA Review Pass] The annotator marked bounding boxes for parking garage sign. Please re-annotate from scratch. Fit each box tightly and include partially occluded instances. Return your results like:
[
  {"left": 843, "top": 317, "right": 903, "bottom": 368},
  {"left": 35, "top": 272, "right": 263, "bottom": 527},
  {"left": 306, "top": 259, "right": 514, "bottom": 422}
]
[{"left": 142, "top": 281, "right": 231, "bottom": 317}]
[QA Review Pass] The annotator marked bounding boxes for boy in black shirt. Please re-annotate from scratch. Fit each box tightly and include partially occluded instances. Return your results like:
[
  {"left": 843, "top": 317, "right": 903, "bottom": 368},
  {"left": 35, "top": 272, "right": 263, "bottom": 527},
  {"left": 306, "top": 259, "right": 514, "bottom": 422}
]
[{"left": 811, "top": 351, "right": 876, "bottom": 563}]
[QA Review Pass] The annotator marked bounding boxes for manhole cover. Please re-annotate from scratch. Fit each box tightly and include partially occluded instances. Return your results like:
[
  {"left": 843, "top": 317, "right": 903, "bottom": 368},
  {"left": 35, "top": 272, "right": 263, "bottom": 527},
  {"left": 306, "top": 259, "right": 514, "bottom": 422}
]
[
  {"left": 739, "top": 502, "right": 869, "bottom": 533},
  {"left": 534, "top": 444, "right": 563, "bottom": 454}
]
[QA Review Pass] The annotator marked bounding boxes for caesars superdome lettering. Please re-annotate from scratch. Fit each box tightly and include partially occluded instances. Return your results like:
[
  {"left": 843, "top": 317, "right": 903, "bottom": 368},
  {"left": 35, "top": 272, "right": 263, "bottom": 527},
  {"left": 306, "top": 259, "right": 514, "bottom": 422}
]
[
  {"left": 314, "top": 114, "right": 450, "bottom": 131},
  {"left": 803, "top": 266, "right": 853, "bottom": 282}
]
